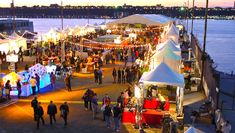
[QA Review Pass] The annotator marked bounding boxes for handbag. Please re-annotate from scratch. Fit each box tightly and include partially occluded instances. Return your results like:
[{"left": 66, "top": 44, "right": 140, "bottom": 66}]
[{"left": 101, "top": 104, "right": 106, "bottom": 111}]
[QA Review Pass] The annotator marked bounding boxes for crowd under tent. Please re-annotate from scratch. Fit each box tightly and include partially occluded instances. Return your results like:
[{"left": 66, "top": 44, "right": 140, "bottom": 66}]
[
  {"left": 150, "top": 48, "right": 181, "bottom": 73},
  {"left": 107, "top": 14, "right": 174, "bottom": 27}
]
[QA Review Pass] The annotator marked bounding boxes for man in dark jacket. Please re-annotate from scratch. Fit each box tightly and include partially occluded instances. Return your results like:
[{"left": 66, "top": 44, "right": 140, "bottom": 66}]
[
  {"left": 117, "top": 68, "right": 122, "bottom": 84},
  {"left": 36, "top": 102, "right": 45, "bottom": 129},
  {"left": 35, "top": 73, "right": 40, "bottom": 93},
  {"left": 31, "top": 97, "right": 38, "bottom": 121},
  {"left": 47, "top": 101, "right": 57, "bottom": 125},
  {"left": 60, "top": 102, "right": 69, "bottom": 126}
]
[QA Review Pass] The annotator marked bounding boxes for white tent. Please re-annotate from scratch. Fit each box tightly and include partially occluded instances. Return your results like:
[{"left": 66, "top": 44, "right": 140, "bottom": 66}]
[
  {"left": 107, "top": 14, "right": 174, "bottom": 27},
  {"left": 157, "top": 39, "right": 181, "bottom": 56},
  {"left": 0, "top": 32, "right": 27, "bottom": 53},
  {"left": 184, "top": 127, "right": 203, "bottom": 133},
  {"left": 140, "top": 62, "right": 184, "bottom": 87},
  {"left": 151, "top": 48, "right": 181, "bottom": 73},
  {"left": 161, "top": 24, "right": 179, "bottom": 43}
]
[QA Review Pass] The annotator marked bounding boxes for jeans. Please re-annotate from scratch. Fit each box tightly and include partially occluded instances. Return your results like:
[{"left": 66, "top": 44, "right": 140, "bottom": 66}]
[
  {"left": 49, "top": 114, "right": 56, "bottom": 125},
  {"left": 114, "top": 117, "right": 120, "bottom": 130},
  {"left": 91, "top": 103, "right": 98, "bottom": 119},
  {"left": 36, "top": 116, "right": 45, "bottom": 129},
  {"left": 84, "top": 101, "right": 88, "bottom": 109},
  {"left": 32, "top": 86, "right": 36, "bottom": 95},
  {"left": 105, "top": 116, "right": 111, "bottom": 127}
]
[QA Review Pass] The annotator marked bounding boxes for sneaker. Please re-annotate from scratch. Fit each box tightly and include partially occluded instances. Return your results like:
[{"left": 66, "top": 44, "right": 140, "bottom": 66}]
[{"left": 116, "top": 129, "right": 120, "bottom": 132}]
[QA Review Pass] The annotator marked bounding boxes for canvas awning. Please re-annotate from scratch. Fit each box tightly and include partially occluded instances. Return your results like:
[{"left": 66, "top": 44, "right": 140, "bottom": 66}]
[
  {"left": 140, "top": 62, "right": 184, "bottom": 87},
  {"left": 107, "top": 14, "right": 174, "bottom": 27}
]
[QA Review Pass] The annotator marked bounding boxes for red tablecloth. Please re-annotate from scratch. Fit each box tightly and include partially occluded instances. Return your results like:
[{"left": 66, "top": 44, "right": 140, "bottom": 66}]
[
  {"left": 122, "top": 111, "right": 136, "bottom": 123},
  {"left": 143, "top": 99, "right": 160, "bottom": 109},
  {"left": 142, "top": 110, "right": 164, "bottom": 125}
]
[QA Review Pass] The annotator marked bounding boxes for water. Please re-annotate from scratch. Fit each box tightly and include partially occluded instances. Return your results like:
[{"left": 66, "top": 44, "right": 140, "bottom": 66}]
[
  {"left": 188, "top": 20, "right": 235, "bottom": 73},
  {"left": 7, "top": 18, "right": 235, "bottom": 73}
]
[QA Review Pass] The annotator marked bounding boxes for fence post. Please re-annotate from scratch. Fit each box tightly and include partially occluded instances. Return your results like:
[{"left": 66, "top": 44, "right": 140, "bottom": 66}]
[{"left": 233, "top": 90, "right": 235, "bottom": 110}]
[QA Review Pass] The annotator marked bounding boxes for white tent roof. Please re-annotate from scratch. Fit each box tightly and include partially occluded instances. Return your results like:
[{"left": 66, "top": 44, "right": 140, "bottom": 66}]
[
  {"left": 152, "top": 47, "right": 181, "bottom": 61},
  {"left": 167, "top": 24, "right": 179, "bottom": 37},
  {"left": 140, "top": 62, "right": 184, "bottom": 87},
  {"left": 107, "top": 14, "right": 173, "bottom": 26},
  {"left": 157, "top": 39, "right": 181, "bottom": 52},
  {"left": 185, "top": 127, "right": 203, "bottom": 133},
  {"left": 8, "top": 32, "right": 24, "bottom": 40}
]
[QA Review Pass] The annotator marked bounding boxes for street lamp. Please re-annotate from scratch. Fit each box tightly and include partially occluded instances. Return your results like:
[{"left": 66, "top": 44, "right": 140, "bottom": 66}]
[{"left": 200, "top": 0, "right": 209, "bottom": 90}]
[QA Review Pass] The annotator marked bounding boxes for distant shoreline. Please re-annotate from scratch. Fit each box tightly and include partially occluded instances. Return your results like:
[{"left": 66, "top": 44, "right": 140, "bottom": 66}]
[{"left": 0, "top": 17, "right": 234, "bottom": 20}]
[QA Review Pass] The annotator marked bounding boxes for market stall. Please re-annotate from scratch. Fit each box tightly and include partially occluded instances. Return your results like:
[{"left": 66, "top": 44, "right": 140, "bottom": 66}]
[
  {"left": 139, "top": 62, "right": 185, "bottom": 116},
  {"left": 14, "top": 63, "right": 52, "bottom": 96},
  {"left": 150, "top": 48, "right": 181, "bottom": 73}
]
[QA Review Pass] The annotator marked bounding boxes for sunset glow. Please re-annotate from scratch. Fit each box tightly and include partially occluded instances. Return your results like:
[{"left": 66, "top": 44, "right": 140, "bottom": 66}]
[{"left": 0, "top": 0, "right": 234, "bottom": 8}]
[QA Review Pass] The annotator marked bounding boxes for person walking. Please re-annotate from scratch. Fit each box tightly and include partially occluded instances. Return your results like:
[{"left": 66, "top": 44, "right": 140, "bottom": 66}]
[
  {"left": 16, "top": 79, "right": 22, "bottom": 99},
  {"left": 35, "top": 73, "right": 40, "bottom": 93},
  {"left": 102, "top": 94, "right": 111, "bottom": 121},
  {"left": 112, "top": 103, "right": 122, "bottom": 132},
  {"left": 82, "top": 91, "right": 89, "bottom": 111},
  {"left": 50, "top": 72, "right": 56, "bottom": 89},
  {"left": 104, "top": 104, "right": 112, "bottom": 128},
  {"left": 98, "top": 68, "right": 103, "bottom": 84},
  {"left": 117, "top": 67, "right": 122, "bottom": 84},
  {"left": 31, "top": 97, "right": 38, "bottom": 121},
  {"left": 47, "top": 101, "right": 57, "bottom": 125},
  {"left": 87, "top": 88, "right": 94, "bottom": 111},
  {"left": 112, "top": 68, "right": 117, "bottom": 83},
  {"left": 36, "top": 102, "right": 45, "bottom": 130},
  {"left": 4, "top": 80, "right": 11, "bottom": 100},
  {"left": 122, "top": 68, "right": 126, "bottom": 84},
  {"left": 60, "top": 102, "right": 69, "bottom": 126},
  {"left": 64, "top": 74, "right": 72, "bottom": 91},
  {"left": 94, "top": 69, "right": 99, "bottom": 84},
  {"left": 30, "top": 77, "right": 37, "bottom": 95},
  {"left": 91, "top": 93, "right": 98, "bottom": 119}
]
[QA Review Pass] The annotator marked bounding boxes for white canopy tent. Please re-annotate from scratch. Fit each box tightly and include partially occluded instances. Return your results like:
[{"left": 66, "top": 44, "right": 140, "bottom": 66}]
[
  {"left": 157, "top": 39, "right": 181, "bottom": 56},
  {"left": 107, "top": 14, "right": 174, "bottom": 27},
  {"left": 150, "top": 48, "right": 181, "bottom": 73},
  {"left": 162, "top": 24, "right": 179, "bottom": 43},
  {"left": 184, "top": 127, "right": 203, "bottom": 133},
  {"left": 140, "top": 62, "right": 184, "bottom": 87},
  {"left": 139, "top": 62, "right": 185, "bottom": 115},
  {"left": 0, "top": 32, "right": 27, "bottom": 53}
]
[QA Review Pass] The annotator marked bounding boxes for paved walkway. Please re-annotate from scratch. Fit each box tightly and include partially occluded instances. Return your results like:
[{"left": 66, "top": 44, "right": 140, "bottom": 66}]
[{"left": 0, "top": 60, "right": 160, "bottom": 133}]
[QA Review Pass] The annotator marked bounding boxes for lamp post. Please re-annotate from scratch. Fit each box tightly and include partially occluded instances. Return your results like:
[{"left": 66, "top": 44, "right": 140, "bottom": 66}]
[
  {"left": 61, "top": 0, "right": 64, "bottom": 30},
  {"left": 12, "top": 0, "right": 16, "bottom": 32},
  {"left": 200, "top": 0, "right": 209, "bottom": 90},
  {"left": 190, "top": 0, "right": 195, "bottom": 47}
]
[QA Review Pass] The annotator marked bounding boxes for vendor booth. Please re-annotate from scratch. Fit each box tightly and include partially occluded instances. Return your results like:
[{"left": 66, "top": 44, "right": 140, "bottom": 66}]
[
  {"left": 157, "top": 39, "right": 181, "bottom": 56},
  {"left": 0, "top": 32, "right": 27, "bottom": 54},
  {"left": 161, "top": 24, "right": 179, "bottom": 43},
  {"left": 150, "top": 48, "right": 181, "bottom": 73},
  {"left": 12, "top": 63, "right": 52, "bottom": 96}
]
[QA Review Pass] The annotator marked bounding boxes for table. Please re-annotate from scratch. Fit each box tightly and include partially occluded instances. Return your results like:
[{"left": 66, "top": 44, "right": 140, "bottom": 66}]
[
  {"left": 122, "top": 110, "right": 136, "bottom": 123},
  {"left": 143, "top": 98, "right": 160, "bottom": 109},
  {"left": 142, "top": 109, "right": 165, "bottom": 125}
]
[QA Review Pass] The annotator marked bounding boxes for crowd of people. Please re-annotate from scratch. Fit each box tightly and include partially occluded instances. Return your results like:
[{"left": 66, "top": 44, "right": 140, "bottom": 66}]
[
  {"left": 31, "top": 97, "right": 69, "bottom": 130},
  {"left": 80, "top": 87, "right": 133, "bottom": 132}
]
